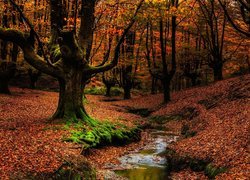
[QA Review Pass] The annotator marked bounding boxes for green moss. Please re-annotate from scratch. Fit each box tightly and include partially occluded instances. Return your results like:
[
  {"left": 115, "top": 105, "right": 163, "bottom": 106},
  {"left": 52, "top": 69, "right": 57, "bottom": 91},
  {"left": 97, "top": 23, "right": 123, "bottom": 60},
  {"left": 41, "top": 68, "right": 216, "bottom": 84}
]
[
  {"left": 85, "top": 87, "right": 105, "bottom": 95},
  {"left": 64, "top": 118, "right": 141, "bottom": 148},
  {"left": 84, "top": 86, "right": 123, "bottom": 96},
  {"left": 111, "top": 87, "right": 123, "bottom": 96},
  {"left": 205, "top": 164, "right": 227, "bottom": 179}
]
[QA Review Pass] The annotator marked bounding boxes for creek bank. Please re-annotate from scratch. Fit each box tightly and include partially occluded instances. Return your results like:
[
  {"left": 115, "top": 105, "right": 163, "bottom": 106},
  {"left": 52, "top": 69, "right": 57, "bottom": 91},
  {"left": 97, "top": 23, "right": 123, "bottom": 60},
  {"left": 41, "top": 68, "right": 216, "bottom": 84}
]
[
  {"left": 165, "top": 148, "right": 227, "bottom": 179},
  {"left": 98, "top": 129, "right": 179, "bottom": 180}
]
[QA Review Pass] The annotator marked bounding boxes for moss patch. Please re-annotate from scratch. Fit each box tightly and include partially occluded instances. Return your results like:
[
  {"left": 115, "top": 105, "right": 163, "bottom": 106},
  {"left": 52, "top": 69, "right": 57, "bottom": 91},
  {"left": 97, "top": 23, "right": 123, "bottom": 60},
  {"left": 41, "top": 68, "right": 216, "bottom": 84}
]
[
  {"left": 63, "top": 118, "right": 141, "bottom": 148},
  {"left": 205, "top": 164, "right": 227, "bottom": 179},
  {"left": 84, "top": 86, "right": 123, "bottom": 96}
]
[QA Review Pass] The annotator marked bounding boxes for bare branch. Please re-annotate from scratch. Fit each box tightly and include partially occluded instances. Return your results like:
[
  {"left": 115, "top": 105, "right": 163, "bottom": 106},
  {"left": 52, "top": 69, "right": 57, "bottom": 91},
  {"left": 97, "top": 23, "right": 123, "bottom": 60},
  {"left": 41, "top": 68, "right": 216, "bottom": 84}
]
[
  {"left": 218, "top": 0, "right": 250, "bottom": 37},
  {"left": 8, "top": 0, "right": 53, "bottom": 65},
  {"left": 84, "top": 0, "right": 145, "bottom": 74},
  {"left": 0, "top": 28, "right": 63, "bottom": 78}
]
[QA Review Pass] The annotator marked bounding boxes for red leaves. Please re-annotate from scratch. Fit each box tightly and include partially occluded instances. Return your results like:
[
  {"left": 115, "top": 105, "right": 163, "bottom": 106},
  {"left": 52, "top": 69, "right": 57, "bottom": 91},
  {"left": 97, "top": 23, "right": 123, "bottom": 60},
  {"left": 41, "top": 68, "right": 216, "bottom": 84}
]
[
  {"left": 155, "top": 75, "right": 250, "bottom": 179},
  {"left": 0, "top": 75, "right": 249, "bottom": 178}
]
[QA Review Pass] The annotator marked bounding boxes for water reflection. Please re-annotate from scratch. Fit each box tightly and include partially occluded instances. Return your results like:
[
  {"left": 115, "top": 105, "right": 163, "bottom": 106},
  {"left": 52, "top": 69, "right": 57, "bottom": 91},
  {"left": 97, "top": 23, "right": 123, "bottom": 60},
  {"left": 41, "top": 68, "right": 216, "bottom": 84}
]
[
  {"left": 115, "top": 165, "right": 170, "bottom": 180},
  {"left": 113, "top": 130, "right": 178, "bottom": 180}
]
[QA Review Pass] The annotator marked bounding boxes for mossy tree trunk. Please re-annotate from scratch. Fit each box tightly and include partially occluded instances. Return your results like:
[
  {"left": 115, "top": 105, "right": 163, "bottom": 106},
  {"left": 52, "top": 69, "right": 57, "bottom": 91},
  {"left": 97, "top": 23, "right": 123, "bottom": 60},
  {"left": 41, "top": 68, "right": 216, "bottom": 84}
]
[
  {"left": 52, "top": 70, "right": 96, "bottom": 124},
  {"left": 0, "top": 0, "right": 144, "bottom": 123}
]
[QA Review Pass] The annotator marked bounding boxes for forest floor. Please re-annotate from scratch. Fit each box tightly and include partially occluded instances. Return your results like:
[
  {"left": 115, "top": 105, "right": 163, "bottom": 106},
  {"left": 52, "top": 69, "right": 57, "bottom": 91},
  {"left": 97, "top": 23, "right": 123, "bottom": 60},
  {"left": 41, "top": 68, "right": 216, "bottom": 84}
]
[{"left": 0, "top": 74, "right": 249, "bottom": 179}]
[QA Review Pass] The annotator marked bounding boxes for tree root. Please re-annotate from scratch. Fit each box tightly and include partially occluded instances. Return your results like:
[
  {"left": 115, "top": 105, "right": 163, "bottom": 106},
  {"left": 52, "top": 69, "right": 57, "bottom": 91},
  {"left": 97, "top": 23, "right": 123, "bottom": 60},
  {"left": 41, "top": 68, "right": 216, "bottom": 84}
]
[{"left": 63, "top": 116, "right": 141, "bottom": 148}]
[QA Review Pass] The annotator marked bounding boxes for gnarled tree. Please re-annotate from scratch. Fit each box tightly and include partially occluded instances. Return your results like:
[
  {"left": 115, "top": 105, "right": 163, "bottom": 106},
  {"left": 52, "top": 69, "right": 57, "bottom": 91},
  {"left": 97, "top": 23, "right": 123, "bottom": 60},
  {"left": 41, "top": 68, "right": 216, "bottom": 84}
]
[
  {"left": 0, "top": 0, "right": 144, "bottom": 123},
  {"left": 145, "top": 0, "right": 178, "bottom": 103}
]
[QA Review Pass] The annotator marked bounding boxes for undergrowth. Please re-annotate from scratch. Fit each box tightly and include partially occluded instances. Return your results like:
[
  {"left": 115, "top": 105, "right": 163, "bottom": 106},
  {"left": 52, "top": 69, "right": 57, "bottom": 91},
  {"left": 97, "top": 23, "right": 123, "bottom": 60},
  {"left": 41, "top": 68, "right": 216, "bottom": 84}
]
[{"left": 84, "top": 86, "right": 123, "bottom": 96}]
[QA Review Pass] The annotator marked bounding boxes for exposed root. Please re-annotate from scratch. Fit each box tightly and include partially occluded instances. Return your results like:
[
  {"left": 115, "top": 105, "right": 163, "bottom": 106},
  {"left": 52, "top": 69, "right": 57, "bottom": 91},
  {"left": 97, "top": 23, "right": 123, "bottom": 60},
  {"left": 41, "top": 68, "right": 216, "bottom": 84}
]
[{"left": 63, "top": 116, "right": 141, "bottom": 148}]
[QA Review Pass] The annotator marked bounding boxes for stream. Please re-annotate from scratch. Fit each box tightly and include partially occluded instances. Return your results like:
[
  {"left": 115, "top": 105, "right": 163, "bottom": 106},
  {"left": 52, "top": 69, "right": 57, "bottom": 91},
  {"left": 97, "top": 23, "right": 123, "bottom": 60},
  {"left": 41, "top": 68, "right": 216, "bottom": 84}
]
[{"left": 104, "top": 130, "right": 178, "bottom": 180}]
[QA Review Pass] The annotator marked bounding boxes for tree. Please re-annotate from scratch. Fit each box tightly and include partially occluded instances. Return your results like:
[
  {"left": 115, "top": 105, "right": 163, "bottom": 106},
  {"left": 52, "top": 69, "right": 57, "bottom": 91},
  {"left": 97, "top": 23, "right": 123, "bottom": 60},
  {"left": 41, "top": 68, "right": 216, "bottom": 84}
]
[
  {"left": 102, "top": 69, "right": 117, "bottom": 97},
  {"left": 145, "top": 0, "right": 178, "bottom": 103},
  {"left": 197, "top": 0, "right": 227, "bottom": 81},
  {"left": 218, "top": 0, "right": 250, "bottom": 37},
  {"left": 117, "top": 29, "right": 143, "bottom": 99},
  {"left": 0, "top": 0, "right": 144, "bottom": 122},
  {"left": 0, "top": 1, "right": 19, "bottom": 94}
]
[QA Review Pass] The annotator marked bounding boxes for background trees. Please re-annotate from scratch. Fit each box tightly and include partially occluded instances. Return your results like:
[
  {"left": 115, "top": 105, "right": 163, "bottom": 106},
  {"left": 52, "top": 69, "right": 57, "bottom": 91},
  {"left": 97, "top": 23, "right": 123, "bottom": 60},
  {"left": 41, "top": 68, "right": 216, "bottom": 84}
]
[
  {"left": 218, "top": 0, "right": 250, "bottom": 37},
  {"left": 0, "top": 0, "right": 249, "bottom": 102}
]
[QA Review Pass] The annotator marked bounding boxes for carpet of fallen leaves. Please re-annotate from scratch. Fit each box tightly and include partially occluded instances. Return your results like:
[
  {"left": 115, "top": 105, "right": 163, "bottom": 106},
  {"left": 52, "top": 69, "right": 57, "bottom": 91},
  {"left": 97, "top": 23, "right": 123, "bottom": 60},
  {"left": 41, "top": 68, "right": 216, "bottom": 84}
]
[
  {"left": 0, "top": 74, "right": 249, "bottom": 179},
  {"left": 0, "top": 87, "right": 148, "bottom": 179},
  {"left": 152, "top": 75, "right": 250, "bottom": 179}
]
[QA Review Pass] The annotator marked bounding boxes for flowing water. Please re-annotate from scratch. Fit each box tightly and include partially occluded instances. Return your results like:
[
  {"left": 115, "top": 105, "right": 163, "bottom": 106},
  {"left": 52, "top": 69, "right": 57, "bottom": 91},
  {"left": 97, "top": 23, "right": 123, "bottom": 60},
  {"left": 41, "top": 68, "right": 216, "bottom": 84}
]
[{"left": 111, "top": 130, "right": 178, "bottom": 180}]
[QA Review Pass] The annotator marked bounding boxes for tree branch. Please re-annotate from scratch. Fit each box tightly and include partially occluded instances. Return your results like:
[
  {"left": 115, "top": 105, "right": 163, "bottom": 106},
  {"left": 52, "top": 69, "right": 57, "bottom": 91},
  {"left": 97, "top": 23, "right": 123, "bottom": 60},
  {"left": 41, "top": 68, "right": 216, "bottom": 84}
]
[
  {"left": 8, "top": 0, "right": 53, "bottom": 65},
  {"left": 218, "top": 0, "right": 250, "bottom": 37},
  {"left": 84, "top": 0, "right": 145, "bottom": 75},
  {"left": 0, "top": 28, "right": 63, "bottom": 78}
]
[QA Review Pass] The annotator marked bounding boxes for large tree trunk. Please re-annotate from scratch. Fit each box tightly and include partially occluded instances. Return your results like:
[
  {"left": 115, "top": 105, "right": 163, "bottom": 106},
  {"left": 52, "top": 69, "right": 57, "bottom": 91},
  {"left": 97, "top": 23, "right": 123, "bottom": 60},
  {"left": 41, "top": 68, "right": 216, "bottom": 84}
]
[
  {"left": 213, "top": 62, "right": 223, "bottom": 81},
  {"left": 124, "top": 86, "right": 131, "bottom": 99},
  {"left": 52, "top": 70, "right": 92, "bottom": 123},
  {"left": 106, "top": 85, "right": 111, "bottom": 97},
  {"left": 162, "top": 79, "right": 171, "bottom": 103}
]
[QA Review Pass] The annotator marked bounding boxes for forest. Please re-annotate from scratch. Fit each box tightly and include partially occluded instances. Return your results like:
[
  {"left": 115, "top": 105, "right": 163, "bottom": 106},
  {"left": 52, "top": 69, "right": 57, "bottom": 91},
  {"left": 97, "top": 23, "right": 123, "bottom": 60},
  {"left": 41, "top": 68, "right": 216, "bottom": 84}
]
[{"left": 0, "top": 0, "right": 249, "bottom": 179}]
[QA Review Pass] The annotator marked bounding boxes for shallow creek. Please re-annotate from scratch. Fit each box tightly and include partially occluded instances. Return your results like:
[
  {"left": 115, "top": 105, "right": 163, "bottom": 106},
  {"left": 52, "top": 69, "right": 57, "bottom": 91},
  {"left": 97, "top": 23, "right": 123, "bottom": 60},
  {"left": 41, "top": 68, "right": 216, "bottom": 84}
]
[{"left": 104, "top": 130, "right": 178, "bottom": 180}]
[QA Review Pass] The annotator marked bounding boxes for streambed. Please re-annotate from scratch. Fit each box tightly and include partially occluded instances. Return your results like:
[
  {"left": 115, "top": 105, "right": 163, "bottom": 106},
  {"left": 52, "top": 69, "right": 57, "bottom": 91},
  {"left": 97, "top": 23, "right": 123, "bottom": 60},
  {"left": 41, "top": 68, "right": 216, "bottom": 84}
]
[{"left": 104, "top": 130, "right": 178, "bottom": 180}]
